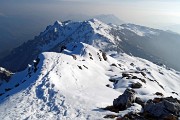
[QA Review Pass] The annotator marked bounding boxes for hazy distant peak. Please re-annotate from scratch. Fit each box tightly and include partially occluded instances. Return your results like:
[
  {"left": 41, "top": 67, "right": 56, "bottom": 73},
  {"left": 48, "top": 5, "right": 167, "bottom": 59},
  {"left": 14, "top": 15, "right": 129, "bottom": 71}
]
[
  {"left": 62, "top": 20, "right": 73, "bottom": 24},
  {"left": 87, "top": 18, "right": 111, "bottom": 29},
  {"left": 165, "top": 30, "right": 179, "bottom": 35},
  {"left": 121, "top": 23, "right": 160, "bottom": 36},
  {"left": 88, "top": 18, "right": 101, "bottom": 23}
]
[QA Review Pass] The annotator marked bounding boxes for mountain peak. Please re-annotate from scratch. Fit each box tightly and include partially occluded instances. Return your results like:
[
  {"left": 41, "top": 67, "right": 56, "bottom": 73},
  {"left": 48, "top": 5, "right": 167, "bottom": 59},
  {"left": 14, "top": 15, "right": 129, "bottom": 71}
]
[
  {"left": 87, "top": 18, "right": 112, "bottom": 31},
  {"left": 53, "top": 20, "right": 62, "bottom": 26},
  {"left": 88, "top": 18, "right": 101, "bottom": 23}
]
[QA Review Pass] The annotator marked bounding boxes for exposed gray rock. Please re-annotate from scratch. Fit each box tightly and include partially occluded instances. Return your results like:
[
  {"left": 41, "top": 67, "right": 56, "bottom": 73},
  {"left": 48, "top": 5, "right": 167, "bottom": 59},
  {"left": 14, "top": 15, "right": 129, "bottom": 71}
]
[
  {"left": 155, "top": 92, "right": 164, "bottom": 96},
  {"left": 135, "top": 97, "right": 145, "bottom": 107},
  {"left": 102, "top": 52, "right": 107, "bottom": 61},
  {"left": 106, "top": 84, "right": 113, "bottom": 88},
  {"left": 130, "top": 82, "right": 142, "bottom": 89},
  {"left": 113, "top": 88, "right": 136, "bottom": 110},
  {"left": 122, "top": 73, "right": 131, "bottom": 78},
  {"left": 144, "top": 97, "right": 180, "bottom": 118}
]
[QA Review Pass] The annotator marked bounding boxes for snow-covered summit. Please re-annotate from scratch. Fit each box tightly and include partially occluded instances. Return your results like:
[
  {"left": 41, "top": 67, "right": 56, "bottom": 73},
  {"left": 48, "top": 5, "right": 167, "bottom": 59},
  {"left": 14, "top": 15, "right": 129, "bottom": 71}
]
[{"left": 54, "top": 20, "right": 63, "bottom": 26}]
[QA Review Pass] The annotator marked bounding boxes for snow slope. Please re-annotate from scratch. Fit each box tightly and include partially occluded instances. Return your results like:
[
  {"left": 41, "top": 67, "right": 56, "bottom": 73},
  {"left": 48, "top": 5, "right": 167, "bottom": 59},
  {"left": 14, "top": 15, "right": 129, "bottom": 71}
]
[{"left": 0, "top": 42, "right": 180, "bottom": 119}]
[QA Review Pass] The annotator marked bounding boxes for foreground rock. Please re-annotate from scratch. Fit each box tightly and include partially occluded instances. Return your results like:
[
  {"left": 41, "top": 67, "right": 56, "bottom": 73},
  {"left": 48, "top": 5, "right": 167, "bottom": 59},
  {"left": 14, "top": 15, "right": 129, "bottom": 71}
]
[
  {"left": 113, "top": 88, "right": 136, "bottom": 111},
  {"left": 102, "top": 88, "right": 136, "bottom": 113},
  {"left": 103, "top": 88, "right": 180, "bottom": 120},
  {"left": 144, "top": 97, "right": 180, "bottom": 119},
  {"left": 116, "top": 97, "right": 180, "bottom": 120},
  {"left": 130, "top": 82, "right": 142, "bottom": 89}
]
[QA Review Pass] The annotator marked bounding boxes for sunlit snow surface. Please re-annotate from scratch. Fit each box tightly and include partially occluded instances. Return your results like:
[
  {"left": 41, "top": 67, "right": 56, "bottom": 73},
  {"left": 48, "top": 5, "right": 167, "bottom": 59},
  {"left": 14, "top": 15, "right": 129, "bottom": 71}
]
[
  {"left": 0, "top": 42, "right": 180, "bottom": 120},
  {"left": 0, "top": 19, "right": 180, "bottom": 119}
]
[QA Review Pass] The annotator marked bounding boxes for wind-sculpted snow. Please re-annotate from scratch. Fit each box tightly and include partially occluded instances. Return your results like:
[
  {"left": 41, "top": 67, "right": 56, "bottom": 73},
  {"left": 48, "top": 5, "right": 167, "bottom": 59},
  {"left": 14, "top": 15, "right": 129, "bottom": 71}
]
[{"left": 0, "top": 42, "right": 180, "bottom": 119}]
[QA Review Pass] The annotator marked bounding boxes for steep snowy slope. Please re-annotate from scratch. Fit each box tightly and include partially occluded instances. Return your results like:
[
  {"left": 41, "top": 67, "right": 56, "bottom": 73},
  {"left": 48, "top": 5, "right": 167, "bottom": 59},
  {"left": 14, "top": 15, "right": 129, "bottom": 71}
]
[
  {"left": 114, "top": 23, "right": 180, "bottom": 71},
  {"left": 0, "top": 42, "right": 180, "bottom": 119},
  {"left": 0, "top": 19, "right": 115, "bottom": 72},
  {"left": 0, "top": 20, "right": 83, "bottom": 72}
]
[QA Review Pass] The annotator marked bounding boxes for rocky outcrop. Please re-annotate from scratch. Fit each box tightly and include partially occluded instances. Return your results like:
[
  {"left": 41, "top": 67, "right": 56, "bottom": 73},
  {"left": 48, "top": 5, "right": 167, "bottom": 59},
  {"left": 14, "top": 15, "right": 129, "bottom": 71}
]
[
  {"left": 0, "top": 67, "right": 13, "bottom": 82},
  {"left": 130, "top": 82, "right": 142, "bottom": 89},
  {"left": 116, "top": 96, "right": 180, "bottom": 120},
  {"left": 104, "top": 87, "right": 180, "bottom": 120},
  {"left": 113, "top": 88, "right": 136, "bottom": 111},
  {"left": 102, "top": 88, "right": 136, "bottom": 113},
  {"left": 102, "top": 52, "right": 107, "bottom": 61},
  {"left": 144, "top": 97, "right": 180, "bottom": 118}
]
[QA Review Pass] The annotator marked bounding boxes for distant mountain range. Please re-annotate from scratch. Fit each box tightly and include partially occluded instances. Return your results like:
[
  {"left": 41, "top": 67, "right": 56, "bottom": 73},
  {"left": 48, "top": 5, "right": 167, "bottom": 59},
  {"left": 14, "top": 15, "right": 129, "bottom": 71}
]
[
  {"left": 162, "top": 24, "right": 180, "bottom": 34},
  {"left": 0, "top": 18, "right": 180, "bottom": 72},
  {"left": 0, "top": 14, "right": 124, "bottom": 59}
]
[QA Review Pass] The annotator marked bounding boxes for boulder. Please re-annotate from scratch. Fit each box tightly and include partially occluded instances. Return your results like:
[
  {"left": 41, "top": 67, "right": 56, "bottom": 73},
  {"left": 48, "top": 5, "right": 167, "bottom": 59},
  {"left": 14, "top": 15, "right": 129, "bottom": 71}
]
[
  {"left": 130, "top": 82, "right": 142, "bottom": 89},
  {"left": 113, "top": 88, "right": 136, "bottom": 111},
  {"left": 144, "top": 97, "right": 180, "bottom": 118}
]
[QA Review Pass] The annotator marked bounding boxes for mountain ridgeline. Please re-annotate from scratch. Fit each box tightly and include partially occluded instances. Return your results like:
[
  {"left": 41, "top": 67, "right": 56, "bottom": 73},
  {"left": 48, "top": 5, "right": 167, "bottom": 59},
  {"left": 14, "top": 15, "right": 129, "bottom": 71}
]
[{"left": 0, "top": 19, "right": 180, "bottom": 72}]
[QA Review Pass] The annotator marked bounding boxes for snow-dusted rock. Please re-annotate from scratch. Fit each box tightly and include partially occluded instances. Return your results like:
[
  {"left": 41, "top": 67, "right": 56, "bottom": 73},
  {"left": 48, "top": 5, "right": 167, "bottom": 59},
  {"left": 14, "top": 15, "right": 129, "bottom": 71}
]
[
  {"left": 144, "top": 97, "right": 180, "bottom": 118},
  {"left": 0, "top": 67, "right": 13, "bottom": 82},
  {"left": 113, "top": 88, "right": 136, "bottom": 110}
]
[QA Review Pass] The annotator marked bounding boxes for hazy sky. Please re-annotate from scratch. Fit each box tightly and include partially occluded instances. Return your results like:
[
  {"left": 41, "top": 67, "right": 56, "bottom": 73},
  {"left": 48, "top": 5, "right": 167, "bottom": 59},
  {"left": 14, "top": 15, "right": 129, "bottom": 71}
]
[
  {"left": 1, "top": 0, "right": 180, "bottom": 27},
  {"left": 0, "top": 0, "right": 180, "bottom": 54}
]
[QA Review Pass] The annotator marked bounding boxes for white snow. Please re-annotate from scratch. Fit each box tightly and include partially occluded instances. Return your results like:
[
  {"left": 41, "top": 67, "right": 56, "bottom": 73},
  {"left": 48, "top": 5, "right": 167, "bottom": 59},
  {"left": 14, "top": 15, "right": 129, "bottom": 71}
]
[
  {"left": 121, "top": 24, "right": 158, "bottom": 36},
  {"left": 0, "top": 19, "right": 180, "bottom": 120}
]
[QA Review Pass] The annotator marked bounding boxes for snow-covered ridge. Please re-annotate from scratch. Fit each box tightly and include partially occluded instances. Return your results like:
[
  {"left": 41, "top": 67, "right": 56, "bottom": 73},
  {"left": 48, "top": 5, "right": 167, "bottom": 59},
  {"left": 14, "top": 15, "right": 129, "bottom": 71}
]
[
  {"left": 0, "top": 18, "right": 173, "bottom": 72},
  {"left": 0, "top": 41, "right": 180, "bottom": 119},
  {"left": 120, "top": 23, "right": 160, "bottom": 36}
]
